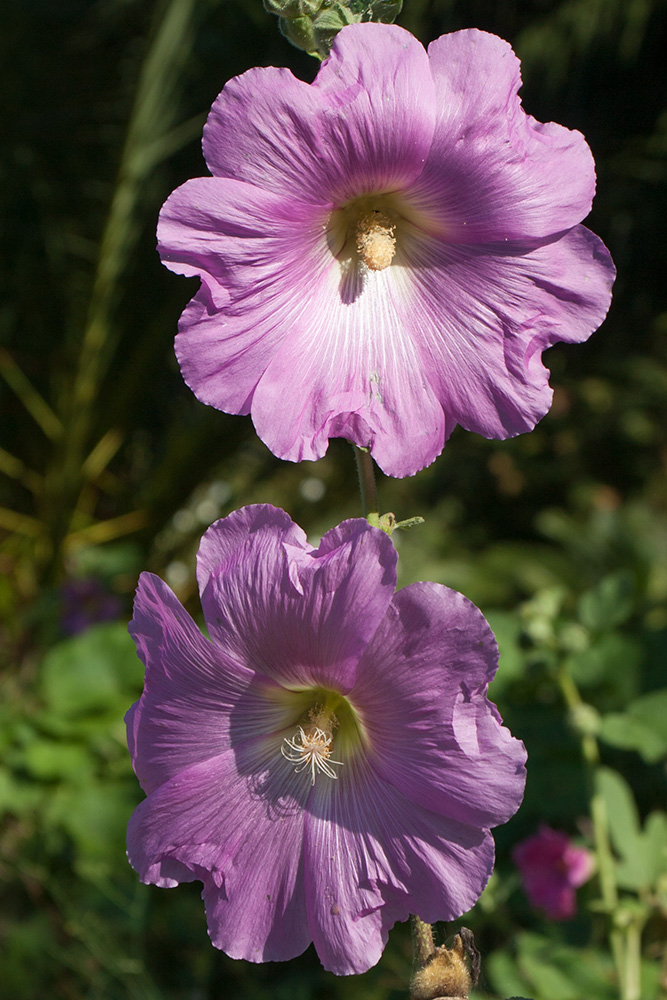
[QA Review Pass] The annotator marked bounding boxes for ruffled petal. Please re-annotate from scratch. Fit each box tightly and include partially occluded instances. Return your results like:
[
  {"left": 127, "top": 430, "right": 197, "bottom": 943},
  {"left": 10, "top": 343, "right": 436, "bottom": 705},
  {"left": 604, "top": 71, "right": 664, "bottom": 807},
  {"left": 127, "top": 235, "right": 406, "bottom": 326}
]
[
  {"left": 250, "top": 258, "right": 451, "bottom": 476},
  {"left": 202, "top": 24, "right": 435, "bottom": 204},
  {"left": 351, "top": 582, "right": 526, "bottom": 829},
  {"left": 395, "top": 224, "right": 614, "bottom": 439},
  {"left": 127, "top": 572, "right": 258, "bottom": 795},
  {"left": 303, "top": 752, "right": 493, "bottom": 975},
  {"left": 197, "top": 511, "right": 397, "bottom": 692},
  {"left": 410, "top": 29, "right": 596, "bottom": 242},
  {"left": 196, "top": 504, "right": 307, "bottom": 601},
  {"left": 161, "top": 177, "right": 451, "bottom": 475},
  {"left": 127, "top": 740, "right": 312, "bottom": 962},
  {"left": 158, "top": 178, "right": 331, "bottom": 414}
]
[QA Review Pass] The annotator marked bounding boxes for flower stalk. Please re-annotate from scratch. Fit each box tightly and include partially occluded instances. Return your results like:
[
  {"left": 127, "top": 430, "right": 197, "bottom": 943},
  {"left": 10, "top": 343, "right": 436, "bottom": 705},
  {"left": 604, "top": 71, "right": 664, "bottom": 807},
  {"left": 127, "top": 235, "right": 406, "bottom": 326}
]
[
  {"left": 411, "top": 914, "right": 436, "bottom": 967},
  {"left": 353, "top": 446, "right": 378, "bottom": 518},
  {"left": 557, "top": 664, "right": 642, "bottom": 1000}
]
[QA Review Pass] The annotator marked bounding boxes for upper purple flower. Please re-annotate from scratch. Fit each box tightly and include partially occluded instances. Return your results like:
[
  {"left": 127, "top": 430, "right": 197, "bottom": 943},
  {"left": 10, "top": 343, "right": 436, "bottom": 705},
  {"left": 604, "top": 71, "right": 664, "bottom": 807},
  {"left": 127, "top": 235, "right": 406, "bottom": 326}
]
[
  {"left": 159, "top": 23, "right": 615, "bottom": 478},
  {"left": 126, "top": 505, "right": 526, "bottom": 974},
  {"left": 513, "top": 826, "right": 594, "bottom": 920}
]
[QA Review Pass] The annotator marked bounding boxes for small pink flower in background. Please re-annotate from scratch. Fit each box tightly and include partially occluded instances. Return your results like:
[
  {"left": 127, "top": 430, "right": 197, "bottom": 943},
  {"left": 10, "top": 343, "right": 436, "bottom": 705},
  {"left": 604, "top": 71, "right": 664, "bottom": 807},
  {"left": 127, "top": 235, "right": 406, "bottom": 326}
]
[
  {"left": 513, "top": 825, "right": 594, "bottom": 920},
  {"left": 125, "top": 505, "right": 526, "bottom": 974},
  {"left": 159, "top": 22, "right": 614, "bottom": 479}
]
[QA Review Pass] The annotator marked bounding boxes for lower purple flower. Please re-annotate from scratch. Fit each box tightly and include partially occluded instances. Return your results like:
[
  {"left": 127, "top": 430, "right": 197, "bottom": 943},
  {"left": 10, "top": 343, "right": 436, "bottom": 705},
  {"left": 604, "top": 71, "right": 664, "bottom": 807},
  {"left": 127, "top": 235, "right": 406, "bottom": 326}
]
[
  {"left": 126, "top": 505, "right": 526, "bottom": 974},
  {"left": 513, "top": 826, "right": 594, "bottom": 920}
]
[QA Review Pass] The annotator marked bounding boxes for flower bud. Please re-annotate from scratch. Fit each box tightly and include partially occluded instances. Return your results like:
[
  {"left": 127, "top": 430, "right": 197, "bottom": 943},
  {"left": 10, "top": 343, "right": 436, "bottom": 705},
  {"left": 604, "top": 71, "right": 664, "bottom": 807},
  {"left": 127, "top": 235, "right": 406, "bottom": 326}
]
[
  {"left": 410, "top": 934, "right": 472, "bottom": 1000},
  {"left": 262, "top": 0, "right": 323, "bottom": 18},
  {"left": 265, "top": 0, "right": 403, "bottom": 59}
]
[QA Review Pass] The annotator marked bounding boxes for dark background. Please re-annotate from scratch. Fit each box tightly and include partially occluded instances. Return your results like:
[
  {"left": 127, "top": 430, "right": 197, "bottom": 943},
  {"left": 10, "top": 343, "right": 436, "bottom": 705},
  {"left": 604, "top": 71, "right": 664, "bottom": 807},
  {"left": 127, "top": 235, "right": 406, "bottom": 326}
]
[{"left": 1, "top": 1, "right": 666, "bottom": 998}]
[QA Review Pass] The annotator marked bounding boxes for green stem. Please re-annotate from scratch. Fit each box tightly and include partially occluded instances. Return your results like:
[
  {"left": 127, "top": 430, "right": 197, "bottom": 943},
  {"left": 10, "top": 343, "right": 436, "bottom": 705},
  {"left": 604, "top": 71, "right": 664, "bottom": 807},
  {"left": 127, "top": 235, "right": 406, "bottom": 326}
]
[
  {"left": 353, "top": 446, "right": 378, "bottom": 518},
  {"left": 410, "top": 914, "right": 435, "bottom": 968},
  {"left": 623, "top": 917, "right": 643, "bottom": 1000},
  {"left": 556, "top": 666, "right": 627, "bottom": 996}
]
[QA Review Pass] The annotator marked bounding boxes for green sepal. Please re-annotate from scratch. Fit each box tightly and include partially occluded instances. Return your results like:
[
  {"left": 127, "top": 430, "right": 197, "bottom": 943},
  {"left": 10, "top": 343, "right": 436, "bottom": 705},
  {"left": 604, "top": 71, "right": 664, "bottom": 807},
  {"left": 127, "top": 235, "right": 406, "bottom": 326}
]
[
  {"left": 267, "top": 0, "right": 403, "bottom": 59},
  {"left": 367, "top": 511, "right": 424, "bottom": 536}
]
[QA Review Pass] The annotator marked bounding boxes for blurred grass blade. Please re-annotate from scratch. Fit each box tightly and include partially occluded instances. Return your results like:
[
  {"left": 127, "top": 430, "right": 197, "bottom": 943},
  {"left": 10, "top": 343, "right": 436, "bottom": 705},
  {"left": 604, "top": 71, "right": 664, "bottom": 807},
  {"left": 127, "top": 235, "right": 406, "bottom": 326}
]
[
  {"left": 0, "top": 506, "right": 42, "bottom": 536},
  {"left": 0, "top": 348, "right": 62, "bottom": 440},
  {"left": 82, "top": 430, "right": 124, "bottom": 483},
  {"left": 64, "top": 510, "right": 147, "bottom": 550},
  {"left": 0, "top": 447, "right": 42, "bottom": 493},
  {"left": 45, "top": 0, "right": 200, "bottom": 577}
]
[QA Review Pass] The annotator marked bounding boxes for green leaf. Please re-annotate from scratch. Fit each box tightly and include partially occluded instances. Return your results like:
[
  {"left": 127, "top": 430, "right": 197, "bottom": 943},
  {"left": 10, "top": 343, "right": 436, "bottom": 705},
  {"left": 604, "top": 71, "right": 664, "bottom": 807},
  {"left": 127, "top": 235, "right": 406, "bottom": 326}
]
[
  {"left": 0, "top": 766, "right": 43, "bottom": 817},
  {"left": 44, "top": 779, "right": 138, "bottom": 866},
  {"left": 596, "top": 766, "right": 650, "bottom": 890},
  {"left": 565, "top": 632, "right": 641, "bottom": 687},
  {"left": 577, "top": 571, "right": 635, "bottom": 631},
  {"left": 596, "top": 766, "right": 642, "bottom": 850},
  {"left": 599, "top": 689, "right": 667, "bottom": 762},
  {"left": 485, "top": 610, "right": 527, "bottom": 692},
  {"left": 599, "top": 713, "right": 667, "bottom": 763},
  {"left": 23, "top": 740, "right": 94, "bottom": 782},
  {"left": 516, "top": 932, "right": 616, "bottom": 1000},
  {"left": 485, "top": 949, "right": 532, "bottom": 1000},
  {"left": 39, "top": 622, "right": 143, "bottom": 718},
  {"left": 629, "top": 688, "right": 667, "bottom": 741}
]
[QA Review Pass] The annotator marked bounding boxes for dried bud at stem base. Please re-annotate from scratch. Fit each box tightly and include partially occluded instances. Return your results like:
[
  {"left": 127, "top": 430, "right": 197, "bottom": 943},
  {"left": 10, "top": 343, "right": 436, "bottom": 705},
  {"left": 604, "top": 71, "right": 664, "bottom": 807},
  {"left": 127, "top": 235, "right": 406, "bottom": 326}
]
[{"left": 410, "top": 934, "right": 472, "bottom": 1000}]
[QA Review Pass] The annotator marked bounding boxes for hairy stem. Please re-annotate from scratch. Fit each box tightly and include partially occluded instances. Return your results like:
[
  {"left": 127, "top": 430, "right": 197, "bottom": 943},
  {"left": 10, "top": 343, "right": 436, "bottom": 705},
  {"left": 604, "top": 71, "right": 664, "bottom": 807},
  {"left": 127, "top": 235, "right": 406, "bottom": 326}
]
[
  {"left": 411, "top": 914, "right": 436, "bottom": 968},
  {"left": 557, "top": 666, "right": 629, "bottom": 997}
]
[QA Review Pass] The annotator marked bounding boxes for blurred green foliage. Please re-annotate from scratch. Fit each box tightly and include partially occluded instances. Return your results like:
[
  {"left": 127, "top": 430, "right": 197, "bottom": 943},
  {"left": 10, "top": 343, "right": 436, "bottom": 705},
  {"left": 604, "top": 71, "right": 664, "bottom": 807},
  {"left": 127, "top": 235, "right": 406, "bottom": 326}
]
[{"left": 2, "top": 0, "right": 667, "bottom": 997}]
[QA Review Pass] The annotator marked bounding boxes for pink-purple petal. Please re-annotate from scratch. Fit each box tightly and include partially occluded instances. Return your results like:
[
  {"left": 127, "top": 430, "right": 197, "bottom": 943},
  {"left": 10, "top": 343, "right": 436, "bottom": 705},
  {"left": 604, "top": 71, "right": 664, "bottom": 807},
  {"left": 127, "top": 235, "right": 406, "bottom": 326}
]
[
  {"left": 311, "top": 23, "right": 436, "bottom": 199},
  {"left": 196, "top": 505, "right": 308, "bottom": 606},
  {"left": 127, "top": 572, "right": 256, "bottom": 795},
  {"left": 414, "top": 29, "right": 596, "bottom": 241},
  {"left": 197, "top": 508, "right": 397, "bottom": 691},
  {"left": 398, "top": 224, "right": 614, "bottom": 438},
  {"left": 128, "top": 747, "right": 312, "bottom": 961},
  {"left": 250, "top": 263, "right": 450, "bottom": 476},
  {"left": 203, "top": 25, "right": 435, "bottom": 204},
  {"left": 304, "top": 753, "right": 494, "bottom": 975},
  {"left": 159, "top": 178, "right": 331, "bottom": 415},
  {"left": 352, "top": 582, "right": 526, "bottom": 829}
]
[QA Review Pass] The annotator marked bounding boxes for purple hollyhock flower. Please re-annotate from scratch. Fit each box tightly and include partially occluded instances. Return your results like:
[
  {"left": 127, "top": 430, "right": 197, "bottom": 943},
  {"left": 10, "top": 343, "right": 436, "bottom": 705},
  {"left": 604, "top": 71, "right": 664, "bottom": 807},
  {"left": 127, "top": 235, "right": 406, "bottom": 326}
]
[
  {"left": 158, "top": 23, "right": 615, "bottom": 479},
  {"left": 513, "top": 826, "right": 594, "bottom": 920},
  {"left": 126, "top": 505, "right": 526, "bottom": 974}
]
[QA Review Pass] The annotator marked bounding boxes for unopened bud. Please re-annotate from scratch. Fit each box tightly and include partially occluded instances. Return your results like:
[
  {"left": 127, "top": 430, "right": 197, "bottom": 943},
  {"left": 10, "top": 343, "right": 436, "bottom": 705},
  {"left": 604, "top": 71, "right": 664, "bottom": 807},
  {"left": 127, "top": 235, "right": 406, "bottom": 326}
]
[
  {"left": 262, "top": 0, "right": 323, "bottom": 18},
  {"left": 265, "top": 0, "right": 404, "bottom": 59},
  {"left": 410, "top": 934, "right": 472, "bottom": 1000}
]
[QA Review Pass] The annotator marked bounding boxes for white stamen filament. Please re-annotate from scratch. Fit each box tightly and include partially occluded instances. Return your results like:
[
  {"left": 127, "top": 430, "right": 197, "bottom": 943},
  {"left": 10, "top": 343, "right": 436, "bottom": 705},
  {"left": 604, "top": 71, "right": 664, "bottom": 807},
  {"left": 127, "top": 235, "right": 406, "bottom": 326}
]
[{"left": 281, "top": 725, "right": 343, "bottom": 785}]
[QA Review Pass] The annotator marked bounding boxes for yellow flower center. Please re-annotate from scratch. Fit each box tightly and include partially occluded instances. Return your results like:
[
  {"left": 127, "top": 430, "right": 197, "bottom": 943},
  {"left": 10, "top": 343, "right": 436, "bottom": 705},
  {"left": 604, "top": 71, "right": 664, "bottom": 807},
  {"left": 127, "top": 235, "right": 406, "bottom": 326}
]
[
  {"left": 327, "top": 196, "right": 403, "bottom": 278},
  {"left": 355, "top": 210, "right": 397, "bottom": 271}
]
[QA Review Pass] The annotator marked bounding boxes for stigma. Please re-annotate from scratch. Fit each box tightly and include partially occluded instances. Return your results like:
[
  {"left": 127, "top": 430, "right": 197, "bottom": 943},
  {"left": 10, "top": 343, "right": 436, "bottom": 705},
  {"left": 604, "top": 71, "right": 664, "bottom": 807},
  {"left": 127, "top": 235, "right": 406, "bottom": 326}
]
[
  {"left": 281, "top": 718, "right": 343, "bottom": 785},
  {"left": 355, "top": 210, "right": 396, "bottom": 271}
]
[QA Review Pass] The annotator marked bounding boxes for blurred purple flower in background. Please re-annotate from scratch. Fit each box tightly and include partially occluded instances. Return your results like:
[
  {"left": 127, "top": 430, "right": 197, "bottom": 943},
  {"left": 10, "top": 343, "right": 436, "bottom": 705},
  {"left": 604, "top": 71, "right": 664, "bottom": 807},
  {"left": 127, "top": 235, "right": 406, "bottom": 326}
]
[
  {"left": 125, "top": 505, "right": 526, "bottom": 973},
  {"left": 159, "top": 22, "right": 614, "bottom": 478},
  {"left": 59, "top": 576, "right": 122, "bottom": 636},
  {"left": 513, "top": 825, "right": 594, "bottom": 920}
]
